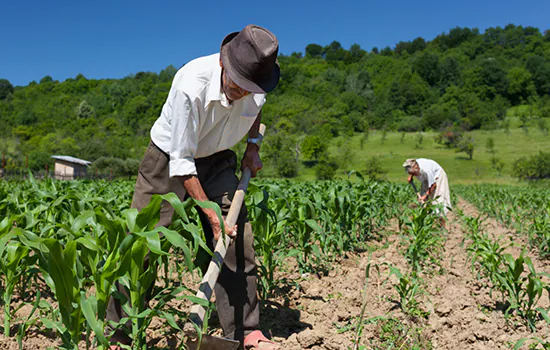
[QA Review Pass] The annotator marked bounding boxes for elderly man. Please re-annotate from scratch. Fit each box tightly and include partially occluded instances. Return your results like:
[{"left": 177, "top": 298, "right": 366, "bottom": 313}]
[
  {"left": 403, "top": 158, "right": 452, "bottom": 224},
  {"left": 106, "top": 25, "right": 280, "bottom": 349}
]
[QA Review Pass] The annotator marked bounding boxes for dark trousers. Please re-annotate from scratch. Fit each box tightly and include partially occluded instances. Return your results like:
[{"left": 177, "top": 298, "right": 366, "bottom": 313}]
[{"left": 105, "top": 141, "right": 259, "bottom": 344}]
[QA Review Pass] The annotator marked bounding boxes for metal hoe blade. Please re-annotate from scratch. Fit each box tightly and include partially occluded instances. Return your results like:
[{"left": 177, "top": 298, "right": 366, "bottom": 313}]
[{"left": 186, "top": 334, "right": 240, "bottom": 350}]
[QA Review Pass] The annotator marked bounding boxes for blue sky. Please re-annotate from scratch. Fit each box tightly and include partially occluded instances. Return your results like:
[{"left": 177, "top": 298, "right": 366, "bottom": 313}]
[{"left": 1, "top": 0, "right": 549, "bottom": 86}]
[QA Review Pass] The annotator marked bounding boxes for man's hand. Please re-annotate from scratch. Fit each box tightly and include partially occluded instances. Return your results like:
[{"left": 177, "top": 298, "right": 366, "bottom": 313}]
[
  {"left": 180, "top": 175, "right": 237, "bottom": 240},
  {"left": 408, "top": 175, "right": 413, "bottom": 183},
  {"left": 205, "top": 209, "right": 238, "bottom": 240},
  {"left": 241, "top": 143, "right": 263, "bottom": 178}
]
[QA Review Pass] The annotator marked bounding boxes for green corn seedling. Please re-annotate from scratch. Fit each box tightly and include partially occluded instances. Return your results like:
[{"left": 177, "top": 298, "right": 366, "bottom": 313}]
[
  {"left": 495, "top": 253, "right": 550, "bottom": 331},
  {"left": 388, "top": 266, "right": 425, "bottom": 317}
]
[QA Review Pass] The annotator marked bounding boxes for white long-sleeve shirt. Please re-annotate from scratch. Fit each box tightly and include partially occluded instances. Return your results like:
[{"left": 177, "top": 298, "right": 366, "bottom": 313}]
[
  {"left": 150, "top": 53, "right": 266, "bottom": 178},
  {"left": 416, "top": 158, "right": 443, "bottom": 189}
]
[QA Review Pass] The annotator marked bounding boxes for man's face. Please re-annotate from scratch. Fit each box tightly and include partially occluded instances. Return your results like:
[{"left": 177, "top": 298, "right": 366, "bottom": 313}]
[
  {"left": 221, "top": 69, "right": 250, "bottom": 102},
  {"left": 410, "top": 163, "right": 420, "bottom": 176}
]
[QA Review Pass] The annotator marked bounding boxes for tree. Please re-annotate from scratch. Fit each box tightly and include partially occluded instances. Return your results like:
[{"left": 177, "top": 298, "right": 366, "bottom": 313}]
[
  {"left": 439, "top": 56, "right": 462, "bottom": 90},
  {"left": 262, "top": 132, "right": 298, "bottom": 178},
  {"left": 123, "top": 95, "right": 151, "bottom": 132},
  {"left": 381, "top": 129, "right": 388, "bottom": 144},
  {"left": 537, "top": 97, "right": 550, "bottom": 134},
  {"left": 76, "top": 100, "right": 95, "bottom": 119},
  {"left": 457, "top": 134, "right": 475, "bottom": 160},
  {"left": 439, "top": 85, "right": 485, "bottom": 129},
  {"left": 473, "top": 59, "right": 509, "bottom": 99},
  {"left": 336, "top": 140, "right": 355, "bottom": 172},
  {"left": 380, "top": 46, "right": 393, "bottom": 56},
  {"left": 324, "top": 41, "right": 347, "bottom": 62},
  {"left": 123, "top": 158, "right": 141, "bottom": 179},
  {"left": 415, "top": 132, "right": 424, "bottom": 149},
  {"left": 422, "top": 105, "right": 449, "bottom": 130},
  {"left": 512, "top": 152, "right": 550, "bottom": 180},
  {"left": 388, "top": 70, "right": 429, "bottom": 115},
  {"left": 159, "top": 65, "right": 177, "bottom": 82},
  {"left": 491, "top": 156, "right": 504, "bottom": 175},
  {"left": 364, "top": 156, "right": 388, "bottom": 181},
  {"left": 413, "top": 52, "right": 440, "bottom": 86},
  {"left": 486, "top": 137, "right": 495, "bottom": 155},
  {"left": 315, "top": 156, "right": 338, "bottom": 180},
  {"left": 360, "top": 129, "right": 369, "bottom": 149},
  {"left": 40, "top": 76, "right": 54, "bottom": 84},
  {"left": 435, "top": 129, "right": 463, "bottom": 149},
  {"left": 89, "top": 157, "right": 128, "bottom": 177},
  {"left": 411, "top": 37, "right": 427, "bottom": 52},
  {"left": 525, "top": 55, "right": 550, "bottom": 96},
  {"left": 537, "top": 118, "right": 548, "bottom": 135},
  {"left": 394, "top": 41, "right": 413, "bottom": 55},
  {"left": 345, "top": 44, "right": 366, "bottom": 63},
  {"left": 345, "top": 71, "right": 372, "bottom": 99},
  {"left": 301, "top": 135, "right": 327, "bottom": 162},
  {"left": 305, "top": 44, "right": 324, "bottom": 58},
  {"left": 0, "top": 79, "right": 14, "bottom": 99},
  {"left": 506, "top": 67, "right": 535, "bottom": 105},
  {"left": 24, "top": 133, "right": 80, "bottom": 171},
  {"left": 434, "top": 27, "right": 479, "bottom": 50}
]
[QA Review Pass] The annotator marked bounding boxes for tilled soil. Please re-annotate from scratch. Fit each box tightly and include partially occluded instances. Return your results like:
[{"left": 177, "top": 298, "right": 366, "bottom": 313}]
[
  {"left": 1, "top": 199, "right": 549, "bottom": 349},
  {"left": 264, "top": 199, "right": 549, "bottom": 349}
]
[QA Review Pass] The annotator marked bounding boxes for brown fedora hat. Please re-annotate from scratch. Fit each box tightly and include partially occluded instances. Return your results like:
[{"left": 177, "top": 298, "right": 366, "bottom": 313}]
[{"left": 220, "top": 24, "right": 280, "bottom": 94}]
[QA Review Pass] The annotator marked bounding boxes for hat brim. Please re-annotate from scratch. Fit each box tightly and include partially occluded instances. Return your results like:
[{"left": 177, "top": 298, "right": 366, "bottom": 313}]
[
  {"left": 402, "top": 159, "right": 417, "bottom": 168},
  {"left": 220, "top": 32, "right": 280, "bottom": 94}
]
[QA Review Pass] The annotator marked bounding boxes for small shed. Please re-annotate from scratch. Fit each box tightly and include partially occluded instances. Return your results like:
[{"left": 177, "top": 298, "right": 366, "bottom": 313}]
[{"left": 51, "top": 155, "right": 92, "bottom": 180}]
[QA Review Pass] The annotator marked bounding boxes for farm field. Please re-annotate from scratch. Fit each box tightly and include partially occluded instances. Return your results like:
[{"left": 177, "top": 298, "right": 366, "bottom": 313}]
[
  {"left": 294, "top": 117, "right": 550, "bottom": 184},
  {"left": 0, "top": 178, "right": 549, "bottom": 349}
]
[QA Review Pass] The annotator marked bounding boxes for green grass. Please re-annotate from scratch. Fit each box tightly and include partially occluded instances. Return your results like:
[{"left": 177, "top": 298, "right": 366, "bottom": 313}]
[{"left": 292, "top": 116, "right": 550, "bottom": 185}]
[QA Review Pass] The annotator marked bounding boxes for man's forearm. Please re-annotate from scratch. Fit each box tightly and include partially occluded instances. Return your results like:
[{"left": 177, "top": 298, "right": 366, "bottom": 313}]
[
  {"left": 179, "top": 175, "right": 217, "bottom": 220},
  {"left": 181, "top": 175, "right": 222, "bottom": 222},
  {"left": 248, "top": 110, "right": 262, "bottom": 139},
  {"left": 178, "top": 175, "right": 230, "bottom": 239},
  {"left": 180, "top": 175, "right": 208, "bottom": 202},
  {"left": 426, "top": 183, "right": 437, "bottom": 196}
]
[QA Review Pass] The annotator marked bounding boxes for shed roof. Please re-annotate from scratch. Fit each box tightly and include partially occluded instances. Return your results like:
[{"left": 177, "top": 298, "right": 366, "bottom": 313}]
[{"left": 51, "top": 155, "right": 92, "bottom": 166}]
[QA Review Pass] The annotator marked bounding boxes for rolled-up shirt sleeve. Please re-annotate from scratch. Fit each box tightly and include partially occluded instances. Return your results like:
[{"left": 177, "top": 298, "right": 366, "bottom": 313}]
[
  {"left": 426, "top": 170, "right": 436, "bottom": 188},
  {"left": 169, "top": 91, "right": 200, "bottom": 177}
]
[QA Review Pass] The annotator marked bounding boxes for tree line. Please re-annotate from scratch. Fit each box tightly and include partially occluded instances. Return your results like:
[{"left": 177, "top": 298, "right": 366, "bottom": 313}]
[{"left": 0, "top": 24, "right": 549, "bottom": 178}]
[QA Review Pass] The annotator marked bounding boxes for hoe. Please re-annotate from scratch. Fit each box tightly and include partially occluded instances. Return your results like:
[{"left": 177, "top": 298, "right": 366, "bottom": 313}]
[{"left": 185, "top": 124, "right": 266, "bottom": 350}]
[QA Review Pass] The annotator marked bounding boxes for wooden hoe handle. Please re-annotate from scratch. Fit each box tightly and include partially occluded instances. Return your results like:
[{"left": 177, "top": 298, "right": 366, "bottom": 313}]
[{"left": 188, "top": 124, "right": 266, "bottom": 329}]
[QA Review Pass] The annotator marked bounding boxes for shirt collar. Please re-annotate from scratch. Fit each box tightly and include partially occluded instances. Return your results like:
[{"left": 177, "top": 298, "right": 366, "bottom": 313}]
[
  {"left": 206, "top": 60, "right": 233, "bottom": 107},
  {"left": 205, "top": 55, "right": 264, "bottom": 108}
]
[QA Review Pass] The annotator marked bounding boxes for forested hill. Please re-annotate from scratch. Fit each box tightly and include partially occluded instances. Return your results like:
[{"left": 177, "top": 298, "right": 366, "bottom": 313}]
[{"left": 0, "top": 24, "right": 549, "bottom": 173}]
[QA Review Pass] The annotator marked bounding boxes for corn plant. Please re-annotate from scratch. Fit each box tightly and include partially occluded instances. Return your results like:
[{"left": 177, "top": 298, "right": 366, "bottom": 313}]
[
  {"left": 462, "top": 214, "right": 484, "bottom": 239},
  {"left": 514, "top": 337, "right": 550, "bottom": 350},
  {"left": 494, "top": 253, "right": 550, "bottom": 331},
  {"left": 528, "top": 213, "right": 550, "bottom": 259},
  {"left": 401, "top": 204, "right": 444, "bottom": 275},
  {"left": 456, "top": 184, "right": 550, "bottom": 259},
  {"left": 247, "top": 184, "right": 289, "bottom": 297},
  {"left": 34, "top": 237, "right": 86, "bottom": 348},
  {"left": 388, "top": 266, "right": 426, "bottom": 317},
  {"left": 466, "top": 232, "right": 509, "bottom": 296},
  {"left": 462, "top": 212, "right": 550, "bottom": 331},
  {"left": 0, "top": 226, "right": 34, "bottom": 337},
  {"left": 290, "top": 203, "right": 324, "bottom": 274},
  {"left": 113, "top": 194, "right": 217, "bottom": 349}
]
